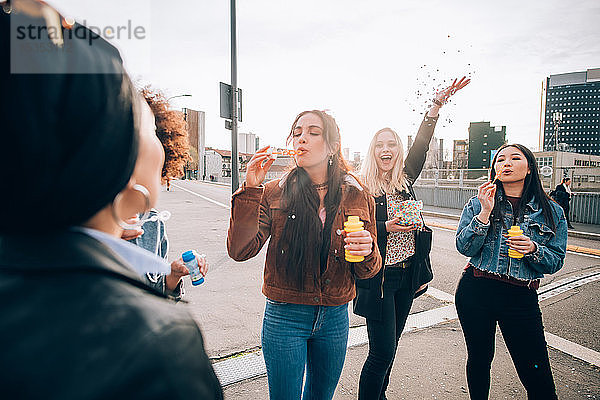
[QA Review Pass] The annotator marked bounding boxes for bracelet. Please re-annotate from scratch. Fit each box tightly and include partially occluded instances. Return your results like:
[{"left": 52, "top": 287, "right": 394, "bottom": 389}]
[{"left": 432, "top": 98, "right": 443, "bottom": 107}]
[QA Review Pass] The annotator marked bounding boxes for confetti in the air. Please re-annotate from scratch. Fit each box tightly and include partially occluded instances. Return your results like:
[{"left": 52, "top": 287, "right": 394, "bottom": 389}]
[{"left": 405, "top": 34, "right": 476, "bottom": 128}]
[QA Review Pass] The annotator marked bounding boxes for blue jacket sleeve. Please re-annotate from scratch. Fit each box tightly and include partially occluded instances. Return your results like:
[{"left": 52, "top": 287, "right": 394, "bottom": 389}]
[
  {"left": 455, "top": 197, "right": 490, "bottom": 257},
  {"left": 525, "top": 208, "right": 568, "bottom": 275}
]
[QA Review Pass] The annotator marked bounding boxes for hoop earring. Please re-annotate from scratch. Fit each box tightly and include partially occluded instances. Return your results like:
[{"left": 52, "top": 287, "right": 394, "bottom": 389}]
[
  {"left": 111, "top": 184, "right": 151, "bottom": 230},
  {"left": 2, "top": 1, "right": 12, "bottom": 14}
]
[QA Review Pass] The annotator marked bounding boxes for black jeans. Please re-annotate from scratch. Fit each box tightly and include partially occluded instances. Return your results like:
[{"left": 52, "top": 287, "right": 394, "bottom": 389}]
[
  {"left": 358, "top": 269, "right": 414, "bottom": 400},
  {"left": 455, "top": 268, "right": 557, "bottom": 400}
]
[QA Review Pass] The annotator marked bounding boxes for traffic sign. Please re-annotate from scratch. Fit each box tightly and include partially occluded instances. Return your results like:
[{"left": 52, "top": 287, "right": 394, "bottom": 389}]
[
  {"left": 219, "top": 82, "right": 242, "bottom": 122},
  {"left": 540, "top": 166, "right": 553, "bottom": 177}
]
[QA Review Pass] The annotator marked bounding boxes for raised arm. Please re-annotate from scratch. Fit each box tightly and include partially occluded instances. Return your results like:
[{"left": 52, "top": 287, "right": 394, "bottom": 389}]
[
  {"left": 404, "top": 76, "right": 470, "bottom": 182},
  {"left": 403, "top": 113, "right": 438, "bottom": 183}
]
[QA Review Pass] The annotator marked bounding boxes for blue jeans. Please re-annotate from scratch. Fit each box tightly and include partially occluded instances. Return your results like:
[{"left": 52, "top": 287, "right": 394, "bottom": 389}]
[{"left": 262, "top": 300, "right": 349, "bottom": 400}]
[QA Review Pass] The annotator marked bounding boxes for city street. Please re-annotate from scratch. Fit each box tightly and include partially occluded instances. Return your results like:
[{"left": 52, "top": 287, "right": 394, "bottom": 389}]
[{"left": 159, "top": 180, "right": 600, "bottom": 399}]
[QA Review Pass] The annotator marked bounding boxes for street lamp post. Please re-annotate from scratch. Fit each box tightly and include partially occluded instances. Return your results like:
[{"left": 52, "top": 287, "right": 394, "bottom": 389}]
[
  {"left": 552, "top": 111, "right": 563, "bottom": 151},
  {"left": 230, "top": 0, "right": 240, "bottom": 193},
  {"left": 167, "top": 94, "right": 192, "bottom": 102}
]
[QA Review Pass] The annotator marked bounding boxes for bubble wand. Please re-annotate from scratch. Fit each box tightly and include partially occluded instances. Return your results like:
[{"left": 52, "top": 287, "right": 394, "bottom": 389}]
[
  {"left": 491, "top": 165, "right": 506, "bottom": 184},
  {"left": 267, "top": 148, "right": 302, "bottom": 159}
]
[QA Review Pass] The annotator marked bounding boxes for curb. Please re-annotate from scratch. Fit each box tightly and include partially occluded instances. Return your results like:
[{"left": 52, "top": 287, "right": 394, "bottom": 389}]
[
  {"left": 422, "top": 210, "right": 460, "bottom": 221},
  {"left": 566, "top": 246, "right": 600, "bottom": 257},
  {"left": 423, "top": 211, "right": 600, "bottom": 242},
  {"left": 568, "top": 230, "right": 600, "bottom": 241},
  {"left": 425, "top": 221, "right": 600, "bottom": 257}
]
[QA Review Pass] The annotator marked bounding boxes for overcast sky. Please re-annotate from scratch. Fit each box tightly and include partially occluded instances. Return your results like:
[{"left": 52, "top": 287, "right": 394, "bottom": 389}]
[{"left": 50, "top": 0, "right": 600, "bottom": 158}]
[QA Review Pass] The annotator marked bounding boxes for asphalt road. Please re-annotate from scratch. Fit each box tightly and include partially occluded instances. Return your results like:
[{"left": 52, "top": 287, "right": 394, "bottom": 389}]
[{"left": 157, "top": 180, "right": 600, "bottom": 399}]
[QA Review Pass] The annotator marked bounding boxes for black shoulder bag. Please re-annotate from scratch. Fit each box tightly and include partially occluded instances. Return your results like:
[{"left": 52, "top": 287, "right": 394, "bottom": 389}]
[{"left": 408, "top": 184, "right": 433, "bottom": 297}]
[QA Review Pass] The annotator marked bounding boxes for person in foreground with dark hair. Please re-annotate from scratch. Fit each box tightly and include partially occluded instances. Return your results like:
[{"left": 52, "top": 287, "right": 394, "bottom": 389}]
[
  {"left": 0, "top": 1, "right": 222, "bottom": 398},
  {"left": 227, "top": 110, "right": 382, "bottom": 400},
  {"left": 455, "top": 143, "right": 567, "bottom": 399}
]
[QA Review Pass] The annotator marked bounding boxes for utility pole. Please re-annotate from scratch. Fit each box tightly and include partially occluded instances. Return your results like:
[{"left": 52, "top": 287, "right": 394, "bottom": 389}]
[{"left": 230, "top": 0, "right": 239, "bottom": 193}]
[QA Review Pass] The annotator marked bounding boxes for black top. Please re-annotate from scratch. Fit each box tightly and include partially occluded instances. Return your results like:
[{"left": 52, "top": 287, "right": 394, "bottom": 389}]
[
  {"left": 320, "top": 212, "right": 335, "bottom": 274},
  {"left": 506, "top": 195, "right": 521, "bottom": 225}
]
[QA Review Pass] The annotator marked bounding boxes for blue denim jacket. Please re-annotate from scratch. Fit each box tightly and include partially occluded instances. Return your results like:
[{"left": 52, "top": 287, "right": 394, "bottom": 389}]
[{"left": 456, "top": 194, "right": 568, "bottom": 281}]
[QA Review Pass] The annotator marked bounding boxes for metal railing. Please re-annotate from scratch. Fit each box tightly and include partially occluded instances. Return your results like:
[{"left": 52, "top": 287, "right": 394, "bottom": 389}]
[
  {"left": 414, "top": 185, "right": 600, "bottom": 225},
  {"left": 414, "top": 186, "right": 476, "bottom": 210},
  {"left": 198, "top": 166, "right": 600, "bottom": 225},
  {"left": 570, "top": 192, "right": 600, "bottom": 225}
]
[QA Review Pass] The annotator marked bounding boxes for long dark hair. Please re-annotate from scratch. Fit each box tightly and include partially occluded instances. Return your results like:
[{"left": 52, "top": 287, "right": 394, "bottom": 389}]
[
  {"left": 277, "top": 110, "right": 352, "bottom": 289},
  {"left": 489, "top": 144, "right": 557, "bottom": 231}
]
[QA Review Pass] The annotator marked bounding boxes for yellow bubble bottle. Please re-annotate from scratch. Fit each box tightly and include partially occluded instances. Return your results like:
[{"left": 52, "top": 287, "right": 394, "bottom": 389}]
[
  {"left": 508, "top": 225, "right": 524, "bottom": 259},
  {"left": 344, "top": 216, "right": 365, "bottom": 262}
]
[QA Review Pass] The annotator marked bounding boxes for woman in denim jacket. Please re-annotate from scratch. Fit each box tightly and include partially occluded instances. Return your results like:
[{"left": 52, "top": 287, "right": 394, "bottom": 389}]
[{"left": 455, "top": 144, "right": 567, "bottom": 400}]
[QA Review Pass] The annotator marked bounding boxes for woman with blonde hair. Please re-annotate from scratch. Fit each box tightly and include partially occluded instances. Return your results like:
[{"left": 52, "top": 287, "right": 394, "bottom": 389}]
[{"left": 354, "top": 78, "right": 470, "bottom": 399}]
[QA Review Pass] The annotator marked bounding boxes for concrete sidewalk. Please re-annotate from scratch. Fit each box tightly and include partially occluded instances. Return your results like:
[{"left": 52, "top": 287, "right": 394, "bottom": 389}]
[{"left": 223, "top": 311, "right": 600, "bottom": 400}]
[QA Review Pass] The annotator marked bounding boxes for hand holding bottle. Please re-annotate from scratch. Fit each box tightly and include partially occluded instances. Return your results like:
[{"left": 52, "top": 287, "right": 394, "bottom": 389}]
[
  {"left": 180, "top": 251, "right": 208, "bottom": 287},
  {"left": 343, "top": 216, "right": 373, "bottom": 261}
]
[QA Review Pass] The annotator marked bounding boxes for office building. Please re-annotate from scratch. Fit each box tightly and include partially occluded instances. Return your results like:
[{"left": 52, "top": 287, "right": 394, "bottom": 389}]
[
  {"left": 183, "top": 108, "right": 205, "bottom": 179},
  {"left": 468, "top": 122, "right": 506, "bottom": 169},
  {"left": 453, "top": 139, "right": 468, "bottom": 169},
  {"left": 541, "top": 68, "right": 600, "bottom": 155},
  {"left": 534, "top": 150, "right": 600, "bottom": 191},
  {"left": 343, "top": 148, "right": 350, "bottom": 161},
  {"left": 238, "top": 132, "right": 259, "bottom": 154}
]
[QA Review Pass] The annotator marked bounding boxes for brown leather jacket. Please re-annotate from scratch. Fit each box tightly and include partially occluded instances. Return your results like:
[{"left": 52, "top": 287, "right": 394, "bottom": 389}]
[{"left": 227, "top": 173, "right": 382, "bottom": 306}]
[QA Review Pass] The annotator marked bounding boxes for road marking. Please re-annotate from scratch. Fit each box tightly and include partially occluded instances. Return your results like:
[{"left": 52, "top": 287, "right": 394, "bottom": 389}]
[
  {"left": 427, "top": 222, "right": 458, "bottom": 231},
  {"left": 567, "top": 250, "right": 600, "bottom": 259},
  {"left": 425, "top": 287, "right": 455, "bottom": 303},
  {"left": 538, "top": 270, "right": 600, "bottom": 301},
  {"left": 545, "top": 332, "right": 600, "bottom": 367},
  {"left": 172, "top": 183, "right": 231, "bottom": 210}
]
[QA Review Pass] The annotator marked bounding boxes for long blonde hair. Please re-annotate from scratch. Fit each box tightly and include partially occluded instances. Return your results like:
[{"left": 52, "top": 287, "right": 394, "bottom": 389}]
[{"left": 361, "top": 128, "right": 409, "bottom": 196}]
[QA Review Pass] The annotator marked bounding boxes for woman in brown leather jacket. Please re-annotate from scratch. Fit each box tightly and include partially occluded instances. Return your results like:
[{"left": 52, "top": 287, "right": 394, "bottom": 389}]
[{"left": 227, "top": 110, "right": 382, "bottom": 400}]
